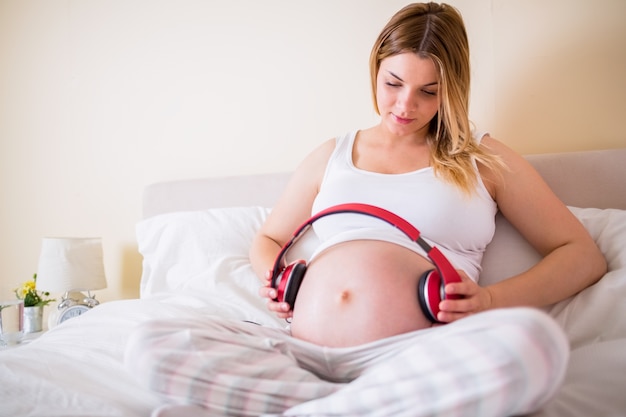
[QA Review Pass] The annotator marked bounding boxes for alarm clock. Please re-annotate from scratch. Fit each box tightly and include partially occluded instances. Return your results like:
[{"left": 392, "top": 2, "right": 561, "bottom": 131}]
[
  {"left": 48, "top": 291, "right": 100, "bottom": 328},
  {"left": 58, "top": 304, "right": 91, "bottom": 323}
]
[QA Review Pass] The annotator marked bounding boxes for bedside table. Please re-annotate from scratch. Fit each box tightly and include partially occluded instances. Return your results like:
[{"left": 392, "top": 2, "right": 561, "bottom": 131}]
[{"left": 0, "top": 331, "right": 45, "bottom": 350}]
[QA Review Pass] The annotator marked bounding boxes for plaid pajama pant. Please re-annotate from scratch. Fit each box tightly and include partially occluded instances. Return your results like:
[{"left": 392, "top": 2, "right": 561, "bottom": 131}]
[{"left": 125, "top": 307, "right": 568, "bottom": 417}]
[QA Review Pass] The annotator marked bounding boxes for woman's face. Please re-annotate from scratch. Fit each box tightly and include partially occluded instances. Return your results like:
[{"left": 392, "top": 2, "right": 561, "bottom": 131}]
[{"left": 376, "top": 52, "right": 440, "bottom": 138}]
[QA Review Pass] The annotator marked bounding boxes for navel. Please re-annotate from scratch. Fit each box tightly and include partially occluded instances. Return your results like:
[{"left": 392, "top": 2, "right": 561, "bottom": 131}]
[{"left": 339, "top": 290, "right": 352, "bottom": 303}]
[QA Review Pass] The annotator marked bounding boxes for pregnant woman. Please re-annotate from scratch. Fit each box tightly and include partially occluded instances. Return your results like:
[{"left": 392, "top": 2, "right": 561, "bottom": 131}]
[{"left": 126, "top": 3, "right": 606, "bottom": 416}]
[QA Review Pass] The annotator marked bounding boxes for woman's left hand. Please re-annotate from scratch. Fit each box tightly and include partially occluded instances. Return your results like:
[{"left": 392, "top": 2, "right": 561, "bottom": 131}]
[{"left": 436, "top": 271, "right": 494, "bottom": 323}]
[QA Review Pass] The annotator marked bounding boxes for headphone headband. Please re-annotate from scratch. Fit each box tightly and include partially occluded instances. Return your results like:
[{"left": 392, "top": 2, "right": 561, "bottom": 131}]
[
  {"left": 272, "top": 203, "right": 454, "bottom": 278},
  {"left": 270, "top": 203, "right": 462, "bottom": 322}
]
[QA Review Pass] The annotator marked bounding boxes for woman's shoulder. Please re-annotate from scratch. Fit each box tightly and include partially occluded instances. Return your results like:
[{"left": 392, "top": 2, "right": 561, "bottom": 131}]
[
  {"left": 291, "top": 136, "right": 339, "bottom": 184},
  {"left": 475, "top": 134, "right": 530, "bottom": 196},
  {"left": 306, "top": 131, "right": 357, "bottom": 161},
  {"left": 478, "top": 134, "right": 525, "bottom": 166}
]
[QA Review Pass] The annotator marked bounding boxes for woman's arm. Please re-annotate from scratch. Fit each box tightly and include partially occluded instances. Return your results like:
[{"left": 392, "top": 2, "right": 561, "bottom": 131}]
[
  {"left": 439, "top": 136, "right": 607, "bottom": 322},
  {"left": 249, "top": 139, "right": 336, "bottom": 310}
]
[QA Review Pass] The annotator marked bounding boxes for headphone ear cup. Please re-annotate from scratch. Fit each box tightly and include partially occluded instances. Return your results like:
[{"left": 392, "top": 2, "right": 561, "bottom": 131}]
[
  {"left": 283, "top": 262, "right": 307, "bottom": 307},
  {"left": 273, "top": 260, "right": 307, "bottom": 306},
  {"left": 418, "top": 269, "right": 444, "bottom": 323}
]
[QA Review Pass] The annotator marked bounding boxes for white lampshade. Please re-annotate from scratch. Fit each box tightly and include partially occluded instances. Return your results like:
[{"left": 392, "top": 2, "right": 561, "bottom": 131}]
[{"left": 36, "top": 237, "right": 107, "bottom": 293}]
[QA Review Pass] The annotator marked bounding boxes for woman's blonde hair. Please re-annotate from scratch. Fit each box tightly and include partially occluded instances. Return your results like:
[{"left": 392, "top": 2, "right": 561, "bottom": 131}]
[{"left": 369, "top": 2, "right": 503, "bottom": 194}]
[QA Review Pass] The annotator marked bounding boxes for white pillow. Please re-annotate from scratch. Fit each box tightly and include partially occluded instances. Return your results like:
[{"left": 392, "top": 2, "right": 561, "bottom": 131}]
[
  {"left": 481, "top": 206, "right": 626, "bottom": 348},
  {"left": 137, "top": 206, "right": 270, "bottom": 299},
  {"left": 548, "top": 207, "right": 626, "bottom": 348},
  {"left": 480, "top": 212, "right": 541, "bottom": 287},
  {"left": 481, "top": 207, "right": 626, "bottom": 284}
]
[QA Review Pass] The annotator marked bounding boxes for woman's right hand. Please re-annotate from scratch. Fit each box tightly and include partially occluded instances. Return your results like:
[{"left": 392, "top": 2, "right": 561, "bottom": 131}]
[{"left": 259, "top": 269, "right": 294, "bottom": 319}]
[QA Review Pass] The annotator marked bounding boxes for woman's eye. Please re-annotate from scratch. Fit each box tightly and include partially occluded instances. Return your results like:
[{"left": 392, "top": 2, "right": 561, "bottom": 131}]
[
  {"left": 422, "top": 90, "right": 437, "bottom": 96},
  {"left": 385, "top": 82, "right": 401, "bottom": 87}
]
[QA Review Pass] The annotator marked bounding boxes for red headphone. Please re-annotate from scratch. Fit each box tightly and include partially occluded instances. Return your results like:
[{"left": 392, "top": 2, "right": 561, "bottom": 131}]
[{"left": 270, "top": 203, "right": 461, "bottom": 323}]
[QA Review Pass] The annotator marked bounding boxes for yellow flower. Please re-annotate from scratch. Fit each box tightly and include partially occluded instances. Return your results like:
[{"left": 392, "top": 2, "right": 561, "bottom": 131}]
[
  {"left": 14, "top": 274, "right": 55, "bottom": 307},
  {"left": 18, "top": 287, "right": 29, "bottom": 298}
]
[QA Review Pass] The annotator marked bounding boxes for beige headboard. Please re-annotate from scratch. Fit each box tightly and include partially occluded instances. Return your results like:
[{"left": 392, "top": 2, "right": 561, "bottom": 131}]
[
  {"left": 143, "top": 148, "right": 626, "bottom": 219},
  {"left": 524, "top": 148, "right": 626, "bottom": 210}
]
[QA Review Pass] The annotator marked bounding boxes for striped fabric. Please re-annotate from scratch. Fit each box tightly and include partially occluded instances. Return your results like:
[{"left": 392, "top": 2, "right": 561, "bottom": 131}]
[{"left": 125, "top": 308, "right": 568, "bottom": 417}]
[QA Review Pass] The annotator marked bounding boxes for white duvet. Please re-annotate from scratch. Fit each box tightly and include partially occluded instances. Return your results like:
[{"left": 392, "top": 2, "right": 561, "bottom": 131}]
[
  {"left": 1, "top": 206, "right": 625, "bottom": 417},
  {"left": 0, "top": 295, "right": 284, "bottom": 417}
]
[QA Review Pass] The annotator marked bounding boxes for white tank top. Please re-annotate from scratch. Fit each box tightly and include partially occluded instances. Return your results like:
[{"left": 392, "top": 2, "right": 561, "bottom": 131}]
[{"left": 310, "top": 131, "right": 497, "bottom": 281}]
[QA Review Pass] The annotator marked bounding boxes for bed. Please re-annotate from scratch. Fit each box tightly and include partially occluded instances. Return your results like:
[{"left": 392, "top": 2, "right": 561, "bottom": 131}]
[{"left": 1, "top": 147, "right": 625, "bottom": 417}]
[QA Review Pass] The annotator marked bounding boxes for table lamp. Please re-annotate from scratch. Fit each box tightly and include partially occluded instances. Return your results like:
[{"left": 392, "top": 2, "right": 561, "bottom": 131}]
[{"left": 36, "top": 237, "right": 107, "bottom": 325}]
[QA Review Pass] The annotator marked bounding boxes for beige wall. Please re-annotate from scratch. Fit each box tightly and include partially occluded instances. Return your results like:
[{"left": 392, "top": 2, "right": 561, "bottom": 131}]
[{"left": 1, "top": 0, "right": 625, "bottom": 305}]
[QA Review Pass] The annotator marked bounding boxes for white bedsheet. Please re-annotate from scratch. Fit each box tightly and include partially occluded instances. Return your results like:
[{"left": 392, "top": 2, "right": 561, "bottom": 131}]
[
  {"left": 1, "top": 205, "right": 625, "bottom": 417},
  {"left": 0, "top": 295, "right": 275, "bottom": 417}
]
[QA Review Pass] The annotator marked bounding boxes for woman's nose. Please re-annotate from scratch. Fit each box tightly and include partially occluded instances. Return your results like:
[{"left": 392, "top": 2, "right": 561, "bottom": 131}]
[{"left": 396, "top": 89, "right": 415, "bottom": 112}]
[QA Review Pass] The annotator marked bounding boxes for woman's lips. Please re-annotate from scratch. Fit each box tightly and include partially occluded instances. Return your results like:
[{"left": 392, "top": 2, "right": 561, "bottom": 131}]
[{"left": 393, "top": 114, "right": 414, "bottom": 125}]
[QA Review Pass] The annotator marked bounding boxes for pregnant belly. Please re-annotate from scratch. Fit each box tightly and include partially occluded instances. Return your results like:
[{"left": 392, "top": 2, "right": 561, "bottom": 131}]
[{"left": 289, "top": 240, "right": 435, "bottom": 347}]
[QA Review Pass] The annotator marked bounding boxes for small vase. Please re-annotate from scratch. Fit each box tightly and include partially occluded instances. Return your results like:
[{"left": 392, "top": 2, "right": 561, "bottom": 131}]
[{"left": 24, "top": 306, "right": 44, "bottom": 333}]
